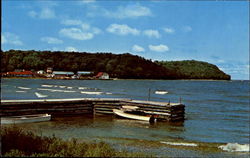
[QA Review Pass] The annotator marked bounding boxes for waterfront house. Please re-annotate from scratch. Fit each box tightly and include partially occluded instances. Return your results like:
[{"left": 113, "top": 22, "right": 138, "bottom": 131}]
[
  {"left": 95, "top": 72, "right": 109, "bottom": 79},
  {"left": 52, "top": 71, "right": 74, "bottom": 79},
  {"left": 46, "top": 67, "right": 53, "bottom": 74},
  {"left": 77, "top": 71, "right": 94, "bottom": 78},
  {"left": 37, "top": 70, "right": 45, "bottom": 74}
]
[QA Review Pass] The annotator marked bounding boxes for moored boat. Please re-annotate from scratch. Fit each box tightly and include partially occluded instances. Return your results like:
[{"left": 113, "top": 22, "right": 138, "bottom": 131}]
[
  {"left": 113, "top": 109, "right": 151, "bottom": 121},
  {"left": 1, "top": 113, "right": 51, "bottom": 124},
  {"left": 155, "top": 90, "right": 168, "bottom": 95}
]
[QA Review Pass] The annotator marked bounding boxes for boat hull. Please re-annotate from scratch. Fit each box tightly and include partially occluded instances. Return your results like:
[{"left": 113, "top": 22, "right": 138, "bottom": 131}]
[
  {"left": 113, "top": 109, "right": 150, "bottom": 121},
  {"left": 1, "top": 114, "right": 51, "bottom": 124}
]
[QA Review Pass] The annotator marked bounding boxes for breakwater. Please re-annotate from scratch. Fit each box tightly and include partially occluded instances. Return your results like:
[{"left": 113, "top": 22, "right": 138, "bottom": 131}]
[{"left": 0, "top": 98, "right": 185, "bottom": 121}]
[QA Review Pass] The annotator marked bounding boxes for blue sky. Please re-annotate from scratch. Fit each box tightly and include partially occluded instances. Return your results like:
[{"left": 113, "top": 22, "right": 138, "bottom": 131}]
[{"left": 2, "top": 0, "right": 249, "bottom": 80}]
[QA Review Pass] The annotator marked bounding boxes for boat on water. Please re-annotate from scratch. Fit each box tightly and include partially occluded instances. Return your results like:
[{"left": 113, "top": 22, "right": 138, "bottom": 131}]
[
  {"left": 155, "top": 90, "right": 168, "bottom": 95},
  {"left": 1, "top": 113, "right": 51, "bottom": 124},
  {"left": 113, "top": 106, "right": 157, "bottom": 122},
  {"left": 35, "top": 92, "right": 48, "bottom": 98},
  {"left": 113, "top": 109, "right": 151, "bottom": 121}
]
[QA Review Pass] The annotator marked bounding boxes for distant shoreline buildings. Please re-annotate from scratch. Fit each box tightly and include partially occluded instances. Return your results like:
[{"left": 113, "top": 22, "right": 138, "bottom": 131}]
[{"left": 1, "top": 68, "right": 110, "bottom": 80}]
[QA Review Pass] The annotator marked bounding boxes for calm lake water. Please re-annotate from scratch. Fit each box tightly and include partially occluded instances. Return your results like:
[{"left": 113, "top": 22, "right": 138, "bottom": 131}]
[{"left": 1, "top": 78, "right": 249, "bottom": 157}]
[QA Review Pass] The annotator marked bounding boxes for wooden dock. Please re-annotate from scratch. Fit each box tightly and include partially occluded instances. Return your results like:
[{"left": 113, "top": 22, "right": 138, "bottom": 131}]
[{"left": 0, "top": 98, "right": 185, "bottom": 121}]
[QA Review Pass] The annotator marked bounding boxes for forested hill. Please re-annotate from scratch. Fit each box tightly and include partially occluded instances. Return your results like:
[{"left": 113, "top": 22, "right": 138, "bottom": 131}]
[
  {"left": 1, "top": 50, "right": 230, "bottom": 80},
  {"left": 156, "top": 60, "right": 231, "bottom": 80}
]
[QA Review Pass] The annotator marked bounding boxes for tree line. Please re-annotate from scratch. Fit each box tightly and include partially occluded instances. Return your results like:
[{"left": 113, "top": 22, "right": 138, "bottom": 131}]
[{"left": 0, "top": 50, "right": 230, "bottom": 80}]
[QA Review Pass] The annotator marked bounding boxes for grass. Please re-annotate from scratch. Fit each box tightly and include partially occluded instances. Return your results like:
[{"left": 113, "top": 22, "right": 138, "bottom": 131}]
[{"left": 1, "top": 126, "right": 150, "bottom": 157}]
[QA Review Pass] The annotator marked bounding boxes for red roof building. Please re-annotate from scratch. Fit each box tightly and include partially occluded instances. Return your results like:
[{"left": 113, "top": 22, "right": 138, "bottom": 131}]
[
  {"left": 7, "top": 71, "right": 33, "bottom": 77},
  {"left": 95, "top": 72, "right": 109, "bottom": 79}
]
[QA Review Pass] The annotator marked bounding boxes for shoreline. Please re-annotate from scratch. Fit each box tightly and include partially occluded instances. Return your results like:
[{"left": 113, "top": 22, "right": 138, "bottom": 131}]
[
  {"left": 1, "top": 77, "right": 236, "bottom": 81},
  {"left": 2, "top": 123, "right": 249, "bottom": 157}
]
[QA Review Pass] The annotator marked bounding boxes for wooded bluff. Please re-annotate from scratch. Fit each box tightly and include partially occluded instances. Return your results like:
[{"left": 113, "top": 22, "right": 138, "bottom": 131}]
[{"left": 0, "top": 50, "right": 230, "bottom": 80}]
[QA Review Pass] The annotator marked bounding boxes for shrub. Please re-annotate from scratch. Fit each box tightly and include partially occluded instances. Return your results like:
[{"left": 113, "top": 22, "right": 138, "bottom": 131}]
[{"left": 1, "top": 126, "right": 148, "bottom": 157}]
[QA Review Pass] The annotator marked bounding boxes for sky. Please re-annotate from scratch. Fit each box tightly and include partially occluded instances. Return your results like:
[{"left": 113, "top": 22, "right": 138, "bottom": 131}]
[{"left": 1, "top": 0, "right": 249, "bottom": 80}]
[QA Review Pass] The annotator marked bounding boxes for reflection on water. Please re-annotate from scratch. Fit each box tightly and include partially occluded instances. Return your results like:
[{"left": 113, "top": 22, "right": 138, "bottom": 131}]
[{"left": 6, "top": 114, "right": 185, "bottom": 142}]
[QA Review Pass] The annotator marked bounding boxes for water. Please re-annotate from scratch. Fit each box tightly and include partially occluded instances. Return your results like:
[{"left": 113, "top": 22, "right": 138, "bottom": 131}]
[{"left": 1, "top": 79, "right": 249, "bottom": 156}]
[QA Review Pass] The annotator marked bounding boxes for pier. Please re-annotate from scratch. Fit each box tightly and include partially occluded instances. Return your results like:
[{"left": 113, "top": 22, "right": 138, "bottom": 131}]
[{"left": 0, "top": 98, "right": 185, "bottom": 121}]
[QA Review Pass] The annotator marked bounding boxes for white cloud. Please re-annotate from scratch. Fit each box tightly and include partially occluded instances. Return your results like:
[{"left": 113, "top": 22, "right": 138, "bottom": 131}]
[
  {"left": 92, "top": 27, "right": 101, "bottom": 34},
  {"left": 1, "top": 32, "right": 23, "bottom": 46},
  {"left": 88, "top": 4, "right": 152, "bottom": 19},
  {"left": 41, "top": 37, "right": 63, "bottom": 44},
  {"left": 61, "top": 19, "right": 101, "bottom": 34},
  {"left": 163, "top": 27, "right": 175, "bottom": 34},
  {"left": 182, "top": 26, "right": 192, "bottom": 32},
  {"left": 80, "top": 0, "right": 96, "bottom": 4},
  {"left": 143, "top": 29, "right": 160, "bottom": 38},
  {"left": 81, "top": 23, "right": 91, "bottom": 30},
  {"left": 149, "top": 44, "right": 169, "bottom": 52},
  {"left": 28, "top": 10, "right": 37, "bottom": 18},
  {"left": 60, "top": 28, "right": 94, "bottom": 40},
  {"left": 106, "top": 24, "right": 140, "bottom": 36},
  {"left": 40, "top": 7, "right": 56, "bottom": 19},
  {"left": 113, "top": 4, "right": 152, "bottom": 19},
  {"left": 132, "top": 45, "right": 145, "bottom": 52},
  {"left": 28, "top": 7, "right": 55, "bottom": 19},
  {"left": 1, "top": 35, "right": 7, "bottom": 44},
  {"left": 59, "top": 21, "right": 101, "bottom": 40},
  {"left": 65, "top": 46, "right": 78, "bottom": 52},
  {"left": 61, "top": 19, "right": 83, "bottom": 26},
  {"left": 218, "top": 62, "right": 249, "bottom": 75}
]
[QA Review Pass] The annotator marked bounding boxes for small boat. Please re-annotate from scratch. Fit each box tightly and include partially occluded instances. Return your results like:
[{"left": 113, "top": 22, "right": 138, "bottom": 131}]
[
  {"left": 113, "top": 106, "right": 157, "bottom": 122},
  {"left": 113, "top": 109, "right": 151, "bottom": 121},
  {"left": 17, "top": 86, "right": 31, "bottom": 90},
  {"left": 35, "top": 92, "right": 48, "bottom": 98},
  {"left": 80, "top": 91, "right": 103, "bottom": 95},
  {"left": 1, "top": 114, "right": 51, "bottom": 124},
  {"left": 155, "top": 90, "right": 168, "bottom": 95}
]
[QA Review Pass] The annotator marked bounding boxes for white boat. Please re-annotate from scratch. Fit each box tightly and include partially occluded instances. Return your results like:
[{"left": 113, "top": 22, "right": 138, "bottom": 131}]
[
  {"left": 80, "top": 91, "right": 103, "bottom": 95},
  {"left": 17, "top": 86, "right": 31, "bottom": 90},
  {"left": 35, "top": 92, "right": 48, "bottom": 98},
  {"left": 155, "top": 90, "right": 168, "bottom": 95},
  {"left": 1, "top": 114, "right": 51, "bottom": 124},
  {"left": 113, "top": 109, "right": 151, "bottom": 121}
]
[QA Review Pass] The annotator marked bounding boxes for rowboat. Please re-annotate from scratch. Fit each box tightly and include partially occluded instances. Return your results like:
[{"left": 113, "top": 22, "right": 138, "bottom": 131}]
[
  {"left": 113, "top": 109, "right": 151, "bottom": 121},
  {"left": 1, "top": 113, "right": 51, "bottom": 124}
]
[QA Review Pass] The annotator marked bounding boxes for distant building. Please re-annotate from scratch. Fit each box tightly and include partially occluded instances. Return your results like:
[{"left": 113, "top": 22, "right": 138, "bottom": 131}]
[
  {"left": 77, "top": 71, "right": 93, "bottom": 75},
  {"left": 52, "top": 71, "right": 74, "bottom": 79},
  {"left": 77, "top": 71, "right": 93, "bottom": 77},
  {"left": 14, "top": 69, "right": 25, "bottom": 72},
  {"left": 37, "top": 70, "right": 45, "bottom": 74},
  {"left": 6, "top": 71, "right": 33, "bottom": 77},
  {"left": 95, "top": 72, "right": 109, "bottom": 79},
  {"left": 46, "top": 67, "right": 53, "bottom": 74}
]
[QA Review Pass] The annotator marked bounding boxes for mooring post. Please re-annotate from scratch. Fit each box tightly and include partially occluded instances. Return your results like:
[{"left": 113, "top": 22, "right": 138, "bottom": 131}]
[
  {"left": 148, "top": 88, "right": 151, "bottom": 101},
  {"left": 179, "top": 97, "right": 182, "bottom": 104}
]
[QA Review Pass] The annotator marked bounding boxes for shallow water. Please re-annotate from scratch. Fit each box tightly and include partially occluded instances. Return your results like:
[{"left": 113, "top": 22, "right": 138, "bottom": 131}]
[{"left": 1, "top": 79, "right": 249, "bottom": 156}]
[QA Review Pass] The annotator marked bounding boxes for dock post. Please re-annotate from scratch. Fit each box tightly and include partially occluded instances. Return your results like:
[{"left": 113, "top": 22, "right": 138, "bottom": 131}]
[
  {"left": 148, "top": 88, "right": 151, "bottom": 101},
  {"left": 179, "top": 97, "right": 182, "bottom": 104}
]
